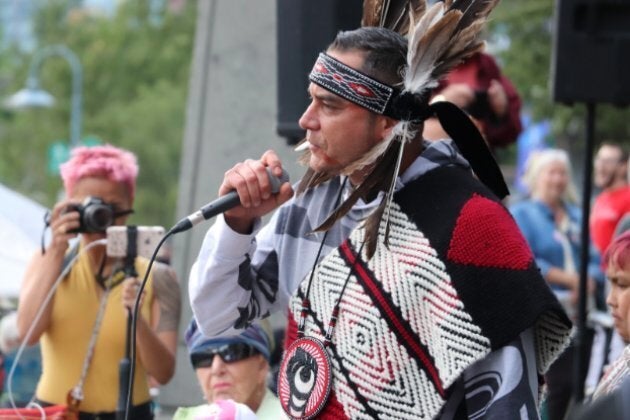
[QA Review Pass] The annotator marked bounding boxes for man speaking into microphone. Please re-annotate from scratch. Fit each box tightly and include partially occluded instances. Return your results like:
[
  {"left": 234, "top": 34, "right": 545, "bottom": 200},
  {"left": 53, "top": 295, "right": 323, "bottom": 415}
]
[{"left": 188, "top": 2, "right": 571, "bottom": 418}]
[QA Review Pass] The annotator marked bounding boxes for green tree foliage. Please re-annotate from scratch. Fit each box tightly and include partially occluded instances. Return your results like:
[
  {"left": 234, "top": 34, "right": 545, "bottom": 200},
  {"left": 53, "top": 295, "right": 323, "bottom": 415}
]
[
  {"left": 0, "top": 0, "right": 196, "bottom": 227},
  {"left": 493, "top": 0, "right": 630, "bottom": 146}
]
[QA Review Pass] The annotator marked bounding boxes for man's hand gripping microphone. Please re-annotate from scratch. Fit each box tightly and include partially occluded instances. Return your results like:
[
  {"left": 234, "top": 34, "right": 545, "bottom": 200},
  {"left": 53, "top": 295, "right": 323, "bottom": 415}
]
[{"left": 170, "top": 167, "right": 289, "bottom": 234}]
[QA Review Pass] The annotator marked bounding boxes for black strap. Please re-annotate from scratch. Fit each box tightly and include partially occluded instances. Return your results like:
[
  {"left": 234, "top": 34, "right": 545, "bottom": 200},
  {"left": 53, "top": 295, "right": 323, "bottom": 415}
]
[
  {"left": 41, "top": 211, "right": 51, "bottom": 255},
  {"left": 430, "top": 101, "right": 510, "bottom": 199},
  {"left": 61, "top": 241, "right": 81, "bottom": 274},
  {"left": 124, "top": 226, "right": 138, "bottom": 277}
]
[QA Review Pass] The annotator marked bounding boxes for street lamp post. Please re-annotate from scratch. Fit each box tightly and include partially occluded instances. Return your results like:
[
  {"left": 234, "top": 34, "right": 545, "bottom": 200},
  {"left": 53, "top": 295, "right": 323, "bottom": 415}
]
[{"left": 4, "top": 45, "right": 83, "bottom": 149}]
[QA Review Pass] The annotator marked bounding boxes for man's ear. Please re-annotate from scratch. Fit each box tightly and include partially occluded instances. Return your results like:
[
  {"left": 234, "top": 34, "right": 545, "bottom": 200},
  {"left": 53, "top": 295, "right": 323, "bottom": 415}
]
[{"left": 378, "top": 115, "right": 399, "bottom": 141}]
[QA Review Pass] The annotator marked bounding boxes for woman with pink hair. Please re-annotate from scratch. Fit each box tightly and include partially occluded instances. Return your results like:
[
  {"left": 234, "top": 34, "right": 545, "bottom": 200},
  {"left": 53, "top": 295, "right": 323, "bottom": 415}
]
[
  {"left": 591, "top": 231, "right": 630, "bottom": 399},
  {"left": 16, "top": 144, "right": 180, "bottom": 419}
]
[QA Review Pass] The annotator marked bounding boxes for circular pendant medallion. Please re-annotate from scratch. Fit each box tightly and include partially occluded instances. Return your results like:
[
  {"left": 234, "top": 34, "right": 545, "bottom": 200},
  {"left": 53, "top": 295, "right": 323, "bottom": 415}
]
[{"left": 278, "top": 337, "right": 332, "bottom": 419}]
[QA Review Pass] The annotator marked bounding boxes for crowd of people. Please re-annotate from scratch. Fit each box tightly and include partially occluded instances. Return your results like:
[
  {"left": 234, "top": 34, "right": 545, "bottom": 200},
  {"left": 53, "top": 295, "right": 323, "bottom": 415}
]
[{"left": 1, "top": 1, "right": 629, "bottom": 419}]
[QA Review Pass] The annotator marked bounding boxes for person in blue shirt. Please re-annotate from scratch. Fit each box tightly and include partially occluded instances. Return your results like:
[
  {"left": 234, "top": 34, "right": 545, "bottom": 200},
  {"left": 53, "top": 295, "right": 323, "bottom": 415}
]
[{"left": 510, "top": 148, "right": 604, "bottom": 420}]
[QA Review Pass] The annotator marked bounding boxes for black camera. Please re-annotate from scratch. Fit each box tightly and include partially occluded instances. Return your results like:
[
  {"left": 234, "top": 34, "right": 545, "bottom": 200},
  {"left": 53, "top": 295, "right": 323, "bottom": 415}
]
[
  {"left": 67, "top": 196, "right": 115, "bottom": 233},
  {"left": 466, "top": 90, "right": 492, "bottom": 120}
]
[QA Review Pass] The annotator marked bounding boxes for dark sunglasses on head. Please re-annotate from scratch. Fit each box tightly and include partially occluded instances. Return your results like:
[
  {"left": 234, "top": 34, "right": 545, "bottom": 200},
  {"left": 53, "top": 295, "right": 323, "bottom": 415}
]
[{"left": 190, "top": 342, "right": 260, "bottom": 369}]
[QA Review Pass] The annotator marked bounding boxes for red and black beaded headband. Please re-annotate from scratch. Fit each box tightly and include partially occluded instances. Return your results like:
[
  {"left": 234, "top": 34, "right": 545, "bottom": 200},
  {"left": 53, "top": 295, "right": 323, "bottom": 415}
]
[
  {"left": 309, "top": 53, "right": 430, "bottom": 122},
  {"left": 308, "top": 52, "right": 509, "bottom": 199}
]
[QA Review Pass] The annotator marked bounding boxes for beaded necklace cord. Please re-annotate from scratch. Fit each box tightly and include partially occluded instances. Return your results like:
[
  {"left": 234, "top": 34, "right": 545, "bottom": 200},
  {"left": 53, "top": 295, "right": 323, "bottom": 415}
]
[
  {"left": 296, "top": 177, "right": 366, "bottom": 346},
  {"left": 279, "top": 176, "right": 369, "bottom": 420}
]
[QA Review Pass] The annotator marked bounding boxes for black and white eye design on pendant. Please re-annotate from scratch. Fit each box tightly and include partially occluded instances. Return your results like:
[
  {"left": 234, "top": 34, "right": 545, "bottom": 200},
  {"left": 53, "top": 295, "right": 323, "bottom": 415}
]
[
  {"left": 286, "top": 347, "right": 318, "bottom": 416},
  {"left": 279, "top": 337, "right": 333, "bottom": 419}
]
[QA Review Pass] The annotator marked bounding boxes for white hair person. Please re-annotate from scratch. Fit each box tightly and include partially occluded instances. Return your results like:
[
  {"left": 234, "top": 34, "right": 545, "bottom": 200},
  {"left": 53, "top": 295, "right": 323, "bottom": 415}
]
[{"left": 522, "top": 148, "right": 579, "bottom": 204}]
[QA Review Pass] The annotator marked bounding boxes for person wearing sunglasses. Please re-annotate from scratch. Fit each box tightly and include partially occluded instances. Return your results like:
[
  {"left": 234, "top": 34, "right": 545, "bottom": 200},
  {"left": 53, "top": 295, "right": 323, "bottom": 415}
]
[
  {"left": 16, "top": 144, "right": 181, "bottom": 419},
  {"left": 173, "top": 319, "right": 285, "bottom": 420}
]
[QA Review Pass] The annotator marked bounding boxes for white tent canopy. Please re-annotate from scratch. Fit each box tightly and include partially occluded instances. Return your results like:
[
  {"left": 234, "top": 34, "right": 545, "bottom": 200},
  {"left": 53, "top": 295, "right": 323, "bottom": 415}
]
[{"left": 0, "top": 183, "right": 48, "bottom": 298}]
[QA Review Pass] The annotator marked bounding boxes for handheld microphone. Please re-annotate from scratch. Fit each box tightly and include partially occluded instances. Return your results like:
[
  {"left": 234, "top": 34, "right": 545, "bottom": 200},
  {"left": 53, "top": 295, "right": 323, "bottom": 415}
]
[{"left": 170, "top": 167, "right": 289, "bottom": 234}]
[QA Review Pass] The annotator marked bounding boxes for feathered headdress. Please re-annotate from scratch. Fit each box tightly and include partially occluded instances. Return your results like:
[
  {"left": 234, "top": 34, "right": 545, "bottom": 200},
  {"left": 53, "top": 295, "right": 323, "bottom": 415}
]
[{"left": 298, "top": 0, "right": 507, "bottom": 258}]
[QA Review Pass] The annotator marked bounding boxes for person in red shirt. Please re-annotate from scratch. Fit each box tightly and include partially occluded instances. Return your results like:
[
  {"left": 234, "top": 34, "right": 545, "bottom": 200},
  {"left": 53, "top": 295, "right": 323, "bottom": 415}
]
[
  {"left": 423, "top": 51, "right": 522, "bottom": 151},
  {"left": 591, "top": 142, "right": 630, "bottom": 254}
]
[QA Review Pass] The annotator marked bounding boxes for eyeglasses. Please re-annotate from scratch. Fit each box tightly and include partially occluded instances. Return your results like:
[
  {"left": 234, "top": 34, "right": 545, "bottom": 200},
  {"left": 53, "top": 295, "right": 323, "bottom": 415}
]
[{"left": 190, "top": 343, "right": 260, "bottom": 369}]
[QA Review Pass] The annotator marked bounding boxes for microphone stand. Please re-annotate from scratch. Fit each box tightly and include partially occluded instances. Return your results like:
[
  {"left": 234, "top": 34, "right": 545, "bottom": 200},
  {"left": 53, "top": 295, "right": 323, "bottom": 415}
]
[
  {"left": 116, "top": 227, "right": 138, "bottom": 420},
  {"left": 573, "top": 102, "right": 596, "bottom": 403}
]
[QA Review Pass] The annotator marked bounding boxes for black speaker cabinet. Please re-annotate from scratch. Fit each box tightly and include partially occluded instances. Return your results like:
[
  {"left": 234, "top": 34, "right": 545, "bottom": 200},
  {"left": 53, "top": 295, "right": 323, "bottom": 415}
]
[
  {"left": 276, "top": 0, "right": 363, "bottom": 144},
  {"left": 551, "top": 0, "right": 630, "bottom": 106}
]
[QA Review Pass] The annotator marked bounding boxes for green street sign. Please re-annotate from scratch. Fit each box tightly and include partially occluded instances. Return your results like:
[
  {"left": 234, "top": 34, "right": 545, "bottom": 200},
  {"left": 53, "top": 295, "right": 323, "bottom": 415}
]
[
  {"left": 81, "top": 135, "right": 102, "bottom": 147},
  {"left": 47, "top": 137, "right": 103, "bottom": 174},
  {"left": 48, "top": 141, "right": 70, "bottom": 175}
]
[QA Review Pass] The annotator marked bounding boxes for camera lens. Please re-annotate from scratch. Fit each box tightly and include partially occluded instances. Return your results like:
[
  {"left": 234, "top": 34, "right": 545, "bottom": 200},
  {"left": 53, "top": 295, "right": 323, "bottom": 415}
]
[{"left": 83, "top": 204, "right": 114, "bottom": 232}]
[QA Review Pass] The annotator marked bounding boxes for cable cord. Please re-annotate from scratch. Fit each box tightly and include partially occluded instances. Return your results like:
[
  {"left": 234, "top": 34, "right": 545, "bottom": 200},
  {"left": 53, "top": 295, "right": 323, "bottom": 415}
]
[
  {"left": 6, "top": 238, "right": 107, "bottom": 419},
  {"left": 124, "top": 229, "right": 174, "bottom": 420}
]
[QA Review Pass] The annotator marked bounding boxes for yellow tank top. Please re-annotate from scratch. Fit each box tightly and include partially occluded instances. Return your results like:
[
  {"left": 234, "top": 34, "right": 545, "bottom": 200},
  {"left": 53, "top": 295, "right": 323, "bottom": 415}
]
[{"left": 36, "top": 245, "right": 154, "bottom": 412}]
